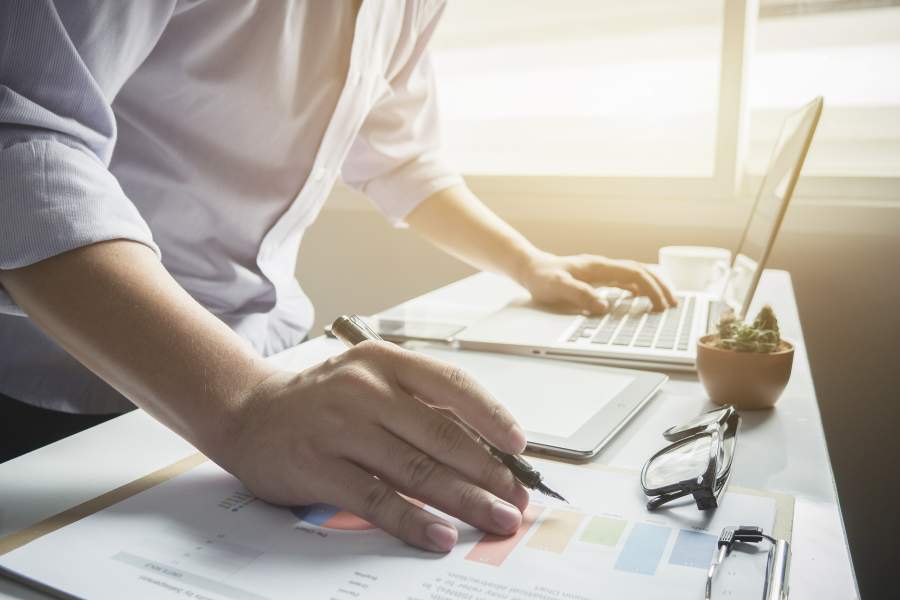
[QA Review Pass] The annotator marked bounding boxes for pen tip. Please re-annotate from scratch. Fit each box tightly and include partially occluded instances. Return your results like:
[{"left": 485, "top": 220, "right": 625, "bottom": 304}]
[{"left": 537, "top": 482, "right": 568, "bottom": 503}]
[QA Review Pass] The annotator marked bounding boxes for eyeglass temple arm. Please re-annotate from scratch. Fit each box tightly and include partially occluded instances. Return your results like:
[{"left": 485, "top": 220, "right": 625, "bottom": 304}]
[{"left": 645, "top": 487, "right": 693, "bottom": 510}]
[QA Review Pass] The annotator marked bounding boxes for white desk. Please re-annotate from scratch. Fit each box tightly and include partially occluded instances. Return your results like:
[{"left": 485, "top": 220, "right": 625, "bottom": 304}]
[{"left": 0, "top": 270, "right": 858, "bottom": 599}]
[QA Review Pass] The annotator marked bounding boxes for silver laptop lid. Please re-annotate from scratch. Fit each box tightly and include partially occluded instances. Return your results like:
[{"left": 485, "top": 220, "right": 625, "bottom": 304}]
[{"left": 723, "top": 97, "right": 823, "bottom": 318}]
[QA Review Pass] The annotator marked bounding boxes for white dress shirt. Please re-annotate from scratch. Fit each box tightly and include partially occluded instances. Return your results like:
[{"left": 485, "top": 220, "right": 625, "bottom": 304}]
[{"left": 0, "top": 0, "right": 461, "bottom": 413}]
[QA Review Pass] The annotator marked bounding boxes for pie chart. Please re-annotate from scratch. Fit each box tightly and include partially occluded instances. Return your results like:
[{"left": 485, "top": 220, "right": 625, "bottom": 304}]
[{"left": 290, "top": 503, "right": 375, "bottom": 531}]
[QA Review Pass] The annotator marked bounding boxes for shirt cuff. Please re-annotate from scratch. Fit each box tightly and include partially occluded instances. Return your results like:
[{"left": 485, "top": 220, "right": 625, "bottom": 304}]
[
  {"left": 360, "top": 155, "right": 464, "bottom": 227},
  {"left": 0, "top": 139, "right": 159, "bottom": 316}
]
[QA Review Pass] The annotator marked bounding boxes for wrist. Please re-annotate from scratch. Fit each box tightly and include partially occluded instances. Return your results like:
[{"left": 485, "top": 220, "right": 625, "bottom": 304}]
[
  {"left": 512, "top": 246, "right": 551, "bottom": 290},
  {"left": 199, "top": 362, "right": 286, "bottom": 473}
]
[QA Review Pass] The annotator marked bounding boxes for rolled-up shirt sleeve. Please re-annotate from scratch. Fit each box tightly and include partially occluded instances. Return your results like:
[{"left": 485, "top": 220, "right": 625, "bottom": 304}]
[
  {"left": 341, "top": 2, "right": 463, "bottom": 226},
  {"left": 0, "top": 0, "right": 174, "bottom": 315}
]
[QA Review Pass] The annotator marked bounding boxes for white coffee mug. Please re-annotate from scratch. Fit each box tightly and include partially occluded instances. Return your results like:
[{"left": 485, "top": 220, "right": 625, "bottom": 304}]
[{"left": 658, "top": 246, "right": 731, "bottom": 292}]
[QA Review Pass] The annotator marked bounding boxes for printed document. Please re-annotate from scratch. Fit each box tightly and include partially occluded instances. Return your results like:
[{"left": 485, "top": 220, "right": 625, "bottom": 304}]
[{"left": 0, "top": 458, "right": 778, "bottom": 599}]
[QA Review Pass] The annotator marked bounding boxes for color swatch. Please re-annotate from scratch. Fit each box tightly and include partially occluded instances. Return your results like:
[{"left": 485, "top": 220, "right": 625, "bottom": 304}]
[
  {"left": 465, "top": 504, "right": 545, "bottom": 567},
  {"left": 614, "top": 523, "right": 671, "bottom": 575},
  {"left": 668, "top": 529, "right": 718, "bottom": 569},
  {"left": 579, "top": 516, "right": 627, "bottom": 546},
  {"left": 525, "top": 509, "right": 585, "bottom": 554}
]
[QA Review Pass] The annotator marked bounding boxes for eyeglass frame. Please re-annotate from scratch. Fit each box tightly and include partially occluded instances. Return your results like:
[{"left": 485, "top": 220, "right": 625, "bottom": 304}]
[{"left": 640, "top": 405, "right": 741, "bottom": 511}]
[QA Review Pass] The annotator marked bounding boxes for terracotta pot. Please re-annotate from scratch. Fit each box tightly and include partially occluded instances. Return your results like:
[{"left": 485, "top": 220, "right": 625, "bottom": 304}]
[{"left": 696, "top": 334, "right": 795, "bottom": 410}]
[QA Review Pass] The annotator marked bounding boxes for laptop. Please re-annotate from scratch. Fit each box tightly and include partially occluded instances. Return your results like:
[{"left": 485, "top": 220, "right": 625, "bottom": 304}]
[{"left": 456, "top": 97, "right": 823, "bottom": 371}]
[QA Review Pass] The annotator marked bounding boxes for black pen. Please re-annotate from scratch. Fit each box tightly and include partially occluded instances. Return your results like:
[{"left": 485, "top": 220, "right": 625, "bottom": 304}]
[{"left": 330, "top": 314, "right": 568, "bottom": 503}]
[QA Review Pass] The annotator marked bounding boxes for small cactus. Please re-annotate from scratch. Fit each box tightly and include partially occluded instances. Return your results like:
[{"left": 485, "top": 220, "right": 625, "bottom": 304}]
[
  {"left": 714, "top": 305, "right": 781, "bottom": 353},
  {"left": 716, "top": 310, "right": 739, "bottom": 340}
]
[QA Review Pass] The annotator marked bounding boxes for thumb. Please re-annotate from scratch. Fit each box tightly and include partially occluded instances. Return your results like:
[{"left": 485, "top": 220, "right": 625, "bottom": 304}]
[{"left": 559, "top": 274, "right": 610, "bottom": 314}]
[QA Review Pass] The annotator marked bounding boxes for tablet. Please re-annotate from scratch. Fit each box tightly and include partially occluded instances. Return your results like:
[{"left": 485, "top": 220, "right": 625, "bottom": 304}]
[{"left": 416, "top": 346, "right": 667, "bottom": 459}]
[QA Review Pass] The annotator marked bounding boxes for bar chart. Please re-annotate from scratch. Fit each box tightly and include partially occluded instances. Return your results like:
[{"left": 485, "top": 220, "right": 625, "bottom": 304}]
[{"left": 464, "top": 504, "right": 719, "bottom": 577}]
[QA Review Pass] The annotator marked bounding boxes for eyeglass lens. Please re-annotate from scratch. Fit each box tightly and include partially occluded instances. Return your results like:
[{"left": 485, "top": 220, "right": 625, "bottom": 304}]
[
  {"left": 643, "top": 435, "right": 714, "bottom": 488},
  {"left": 720, "top": 431, "right": 736, "bottom": 475}
]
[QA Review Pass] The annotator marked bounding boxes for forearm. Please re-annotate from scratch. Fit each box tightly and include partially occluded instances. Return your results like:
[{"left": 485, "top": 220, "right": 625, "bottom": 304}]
[
  {"left": 405, "top": 184, "right": 544, "bottom": 285},
  {"left": 0, "top": 240, "right": 277, "bottom": 464}
]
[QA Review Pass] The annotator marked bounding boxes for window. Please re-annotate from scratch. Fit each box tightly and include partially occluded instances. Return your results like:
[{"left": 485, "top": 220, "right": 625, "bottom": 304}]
[
  {"left": 748, "top": 2, "right": 900, "bottom": 177},
  {"left": 431, "top": 0, "right": 724, "bottom": 178},
  {"left": 430, "top": 0, "right": 900, "bottom": 193}
]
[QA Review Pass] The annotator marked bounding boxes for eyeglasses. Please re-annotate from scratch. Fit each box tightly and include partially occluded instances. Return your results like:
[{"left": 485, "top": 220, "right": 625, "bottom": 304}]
[{"left": 641, "top": 405, "right": 741, "bottom": 511}]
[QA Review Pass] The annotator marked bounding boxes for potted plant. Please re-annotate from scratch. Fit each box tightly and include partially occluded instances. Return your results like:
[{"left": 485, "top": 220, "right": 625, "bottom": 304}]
[{"left": 696, "top": 305, "right": 795, "bottom": 409}]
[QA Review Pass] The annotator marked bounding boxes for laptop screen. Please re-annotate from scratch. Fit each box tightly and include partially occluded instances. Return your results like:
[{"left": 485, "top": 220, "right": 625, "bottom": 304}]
[{"left": 724, "top": 97, "right": 823, "bottom": 316}]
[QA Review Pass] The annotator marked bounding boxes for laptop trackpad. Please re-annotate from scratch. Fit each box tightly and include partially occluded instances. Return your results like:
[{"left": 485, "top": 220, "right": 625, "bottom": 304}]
[{"left": 458, "top": 301, "right": 576, "bottom": 346}]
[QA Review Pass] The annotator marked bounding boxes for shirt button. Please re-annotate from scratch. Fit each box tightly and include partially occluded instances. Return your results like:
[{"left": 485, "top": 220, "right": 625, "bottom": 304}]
[
  {"left": 351, "top": 70, "right": 362, "bottom": 87},
  {"left": 312, "top": 167, "right": 328, "bottom": 181}
]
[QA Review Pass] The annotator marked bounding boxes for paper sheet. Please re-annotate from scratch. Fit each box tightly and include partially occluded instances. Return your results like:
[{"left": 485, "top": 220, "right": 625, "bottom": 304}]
[{"left": 0, "top": 459, "right": 781, "bottom": 600}]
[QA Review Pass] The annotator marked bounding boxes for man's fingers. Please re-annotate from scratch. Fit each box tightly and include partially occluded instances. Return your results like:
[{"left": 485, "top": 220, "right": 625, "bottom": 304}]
[
  {"left": 382, "top": 394, "right": 529, "bottom": 511},
  {"left": 633, "top": 267, "right": 670, "bottom": 311},
  {"left": 380, "top": 346, "right": 527, "bottom": 455},
  {"left": 615, "top": 283, "right": 641, "bottom": 297},
  {"left": 349, "top": 427, "right": 524, "bottom": 536},
  {"left": 558, "top": 273, "right": 610, "bottom": 314},
  {"left": 645, "top": 267, "right": 678, "bottom": 307},
  {"left": 602, "top": 262, "right": 670, "bottom": 311},
  {"left": 321, "top": 460, "right": 459, "bottom": 553}
]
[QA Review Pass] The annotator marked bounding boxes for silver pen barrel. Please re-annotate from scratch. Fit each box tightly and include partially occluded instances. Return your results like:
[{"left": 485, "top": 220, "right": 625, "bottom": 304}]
[{"left": 332, "top": 315, "right": 384, "bottom": 345}]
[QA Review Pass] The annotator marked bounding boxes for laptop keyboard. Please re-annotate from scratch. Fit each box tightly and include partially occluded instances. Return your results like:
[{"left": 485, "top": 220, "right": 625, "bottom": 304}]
[{"left": 565, "top": 294, "right": 696, "bottom": 352}]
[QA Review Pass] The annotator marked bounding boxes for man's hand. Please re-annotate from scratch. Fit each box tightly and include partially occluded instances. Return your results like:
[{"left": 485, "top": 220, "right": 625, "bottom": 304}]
[
  {"left": 225, "top": 341, "right": 530, "bottom": 554},
  {"left": 405, "top": 186, "right": 677, "bottom": 316},
  {"left": 518, "top": 251, "right": 677, "bottom": 314},
  {"left": 0, "top": 241, "right": 528, "bottom": 555}
]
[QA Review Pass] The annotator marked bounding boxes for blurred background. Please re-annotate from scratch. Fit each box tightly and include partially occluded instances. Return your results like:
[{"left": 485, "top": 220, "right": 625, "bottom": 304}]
[{"left": 297, "top": 1, "right": 899, "bottom": 596}]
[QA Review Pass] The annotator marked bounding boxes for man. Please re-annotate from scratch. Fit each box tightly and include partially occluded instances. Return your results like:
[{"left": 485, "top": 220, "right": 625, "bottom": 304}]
[{"left": 0, "top": 1, "right": 674, "bottom": 553}]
